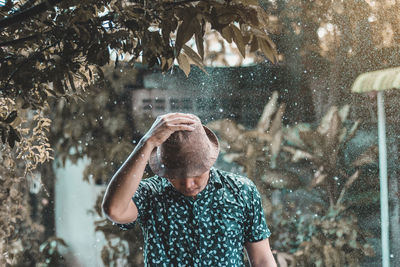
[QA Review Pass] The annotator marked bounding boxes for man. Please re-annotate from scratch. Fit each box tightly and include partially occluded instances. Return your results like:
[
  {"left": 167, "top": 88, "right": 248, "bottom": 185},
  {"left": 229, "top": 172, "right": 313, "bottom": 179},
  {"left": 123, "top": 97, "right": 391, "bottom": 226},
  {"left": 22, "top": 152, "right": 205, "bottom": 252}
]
[{"left": 102, "top": 113, "right": 277, "bottom": 266}]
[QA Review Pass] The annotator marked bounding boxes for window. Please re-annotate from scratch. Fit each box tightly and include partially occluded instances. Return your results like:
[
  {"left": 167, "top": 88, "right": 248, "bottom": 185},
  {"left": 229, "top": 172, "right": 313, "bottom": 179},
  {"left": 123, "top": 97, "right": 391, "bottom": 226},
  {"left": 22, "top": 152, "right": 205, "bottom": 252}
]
[
  {"left": 154, "top": 98, "right": 166, "bottom": 111},
  {"left": 142, "top": 98, "right": 152, "bottom": 110}
]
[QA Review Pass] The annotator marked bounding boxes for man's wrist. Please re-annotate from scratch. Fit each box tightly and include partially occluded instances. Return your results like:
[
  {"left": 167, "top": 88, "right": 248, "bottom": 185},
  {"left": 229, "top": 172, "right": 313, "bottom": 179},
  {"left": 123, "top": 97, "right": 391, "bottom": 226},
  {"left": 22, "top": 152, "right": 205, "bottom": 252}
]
[{"left": 138, "top": 136, "right": 156, "bottom": 151}]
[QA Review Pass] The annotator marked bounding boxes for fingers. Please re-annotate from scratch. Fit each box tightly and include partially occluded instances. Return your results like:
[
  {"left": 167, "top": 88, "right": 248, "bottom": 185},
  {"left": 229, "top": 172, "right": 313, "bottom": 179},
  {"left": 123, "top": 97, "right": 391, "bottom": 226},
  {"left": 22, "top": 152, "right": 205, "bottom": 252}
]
[
  {"left": 167, "top": 124, "right": 195, "bottom": 132},
  {"left": 160, "top": 112, "right": 198, "bottom": 121},
  {"left": 166, "top": 117, "right": 197, "bottom": 126}
]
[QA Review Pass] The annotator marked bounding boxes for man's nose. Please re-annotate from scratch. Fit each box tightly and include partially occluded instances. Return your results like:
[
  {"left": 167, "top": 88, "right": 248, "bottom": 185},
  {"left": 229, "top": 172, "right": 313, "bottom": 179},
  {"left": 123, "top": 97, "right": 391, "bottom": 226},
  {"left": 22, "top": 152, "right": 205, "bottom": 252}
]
[{"left": 184, "top": 178, "right": 195, "bottom": 189}]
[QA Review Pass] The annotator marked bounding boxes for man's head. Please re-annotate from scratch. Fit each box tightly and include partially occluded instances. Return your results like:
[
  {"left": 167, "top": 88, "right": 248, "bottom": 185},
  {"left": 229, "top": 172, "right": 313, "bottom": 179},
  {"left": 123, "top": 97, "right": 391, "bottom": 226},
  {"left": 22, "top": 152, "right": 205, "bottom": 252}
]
[
  {"left": 149, "top": 113, "right": 219, "bottom": 192},
  {"left": 167, "top": 170, "right": 210, "bottom": 197}
]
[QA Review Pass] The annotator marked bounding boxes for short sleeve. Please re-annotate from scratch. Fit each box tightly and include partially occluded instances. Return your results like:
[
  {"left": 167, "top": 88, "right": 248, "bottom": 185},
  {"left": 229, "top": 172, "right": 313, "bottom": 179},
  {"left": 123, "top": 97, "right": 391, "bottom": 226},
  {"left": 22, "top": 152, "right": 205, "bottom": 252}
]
[
  {"left": 244, "top": 182, "right": 271, "bottom": 242},
  {"left": 114, "top": 177, "right": 158, "bottom": 230}
]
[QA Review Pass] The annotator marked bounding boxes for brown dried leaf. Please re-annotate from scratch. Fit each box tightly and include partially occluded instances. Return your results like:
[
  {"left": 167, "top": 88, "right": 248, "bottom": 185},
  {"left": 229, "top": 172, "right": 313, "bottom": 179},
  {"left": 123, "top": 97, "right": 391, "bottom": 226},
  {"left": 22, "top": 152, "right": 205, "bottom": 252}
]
[
  {"left": 258, "top": 37, "right": 277, "bottom": 64},
  {"left": 182, "top": 45, "right": 206, "bottom": 73},
  {"left": 282, "top": 146, "right": 314, "bottom": 162},
  {"left": 352, "top": 145, "right": 378, "bottom": 167},
  {"left": 309, "top": 168, "right": 328, "bottom": 188},
  {"left": 207, "top": 119, "right": 244, "bottom": 144},
  {"left": 269, "top": 103, "right": 285, "bottom": 136},
  {"left": 270, "top": 129, "right": 282, "bottom": 168},
  {"left": 257, "top": 91, "right": 279, "bottom": 132},
  {"left": 177, "top": 53, "right": 191, "bottom": 77},
  {"left": 249, "top": 35, "right": 259, "bottom": 52},
  {"left": 217, "top": 13, "right": 238, "bottom": 25},
  {"left": 175, "top": 13, "right": 198, "bottom": 56},
  {"left": 318, "top": 106, "right": 338, "bottom": 135},
  {"left": 230, "top": 24, "right": 246, "bottom": 58},
  {"left": 238, "top": 0, "right": 260, "bottom": 5},
  {"left": 275, "top": 251, "right": 296, "bottom": 267},
  {"left": 195, "top": 31, "right": 205, "bottom": 60},
  {"left": 221, "top": 26, "right": 233, "bottom": 43}
]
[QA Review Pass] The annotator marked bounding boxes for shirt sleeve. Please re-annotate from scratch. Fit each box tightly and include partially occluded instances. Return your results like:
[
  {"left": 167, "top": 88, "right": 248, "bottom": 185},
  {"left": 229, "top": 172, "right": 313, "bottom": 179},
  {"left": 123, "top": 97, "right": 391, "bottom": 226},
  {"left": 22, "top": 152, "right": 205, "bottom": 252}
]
[
  {"left": 114, "top": 177, "right": 157, "bottom": 230},
  {"left": 244, "top": 181, "right": 271, "bottom": 242}
]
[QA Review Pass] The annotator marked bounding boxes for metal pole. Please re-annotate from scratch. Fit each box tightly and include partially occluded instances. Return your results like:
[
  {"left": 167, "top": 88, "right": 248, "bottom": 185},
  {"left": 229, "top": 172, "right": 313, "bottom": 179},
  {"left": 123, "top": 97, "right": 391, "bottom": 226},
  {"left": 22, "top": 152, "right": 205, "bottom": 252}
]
[{"left": 377, "top": 91, "right": 390, "bottom": 267}]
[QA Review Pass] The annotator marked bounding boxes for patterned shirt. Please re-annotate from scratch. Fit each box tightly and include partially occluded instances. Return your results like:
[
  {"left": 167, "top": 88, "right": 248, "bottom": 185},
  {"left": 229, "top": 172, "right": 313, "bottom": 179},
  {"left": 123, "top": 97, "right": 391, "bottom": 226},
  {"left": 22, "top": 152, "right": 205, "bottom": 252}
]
[{"left": 116, "top": 167, "right": 271, "bottom": 266}]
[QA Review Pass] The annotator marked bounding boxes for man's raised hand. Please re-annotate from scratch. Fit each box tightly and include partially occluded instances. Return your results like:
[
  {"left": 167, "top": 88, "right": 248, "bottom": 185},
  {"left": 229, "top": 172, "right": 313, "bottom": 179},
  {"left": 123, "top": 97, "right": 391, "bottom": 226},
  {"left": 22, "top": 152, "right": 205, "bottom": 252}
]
[{"left": 143, "top": 113, "right": 196, "bottom": 148}]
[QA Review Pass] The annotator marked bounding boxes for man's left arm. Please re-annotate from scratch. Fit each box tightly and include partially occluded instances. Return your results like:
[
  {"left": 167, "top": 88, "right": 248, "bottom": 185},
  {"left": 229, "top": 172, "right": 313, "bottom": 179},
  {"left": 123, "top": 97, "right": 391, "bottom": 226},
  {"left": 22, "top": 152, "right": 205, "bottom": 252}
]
[
  {"left": 245, "top": 239, "right": 277, "bottom": 267},
  {"left": 242, "top": 179, "right": 277, "bottom": 267}
]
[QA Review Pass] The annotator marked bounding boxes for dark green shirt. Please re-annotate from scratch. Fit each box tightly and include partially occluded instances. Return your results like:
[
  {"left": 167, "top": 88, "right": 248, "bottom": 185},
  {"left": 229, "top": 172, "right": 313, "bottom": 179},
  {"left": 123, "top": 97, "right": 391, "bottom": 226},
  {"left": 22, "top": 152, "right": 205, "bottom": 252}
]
[{"left": 116, "top": 167, "right": 271, "bottom": 266}]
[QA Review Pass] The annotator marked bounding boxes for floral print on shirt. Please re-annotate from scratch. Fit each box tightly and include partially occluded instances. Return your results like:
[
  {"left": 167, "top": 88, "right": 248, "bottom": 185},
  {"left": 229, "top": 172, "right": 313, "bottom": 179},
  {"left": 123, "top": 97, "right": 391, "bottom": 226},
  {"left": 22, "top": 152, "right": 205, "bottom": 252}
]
[{"left": 115, "top": 167, "right": 271, "bottom": 266}]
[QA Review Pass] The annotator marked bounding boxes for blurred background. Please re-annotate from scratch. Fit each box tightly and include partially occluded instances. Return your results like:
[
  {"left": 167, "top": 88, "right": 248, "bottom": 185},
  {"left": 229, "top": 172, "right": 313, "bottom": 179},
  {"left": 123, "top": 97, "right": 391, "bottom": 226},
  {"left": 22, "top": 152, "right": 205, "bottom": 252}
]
[{"left": 1, "top": 0, "right": 400, "bottom": 266}]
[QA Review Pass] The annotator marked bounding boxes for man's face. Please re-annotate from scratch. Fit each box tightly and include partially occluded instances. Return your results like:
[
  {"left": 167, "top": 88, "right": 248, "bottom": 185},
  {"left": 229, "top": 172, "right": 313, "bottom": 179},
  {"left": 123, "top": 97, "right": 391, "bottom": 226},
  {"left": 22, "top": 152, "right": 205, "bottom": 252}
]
[{"left": 168, "top": 170, "right": 210, "bottom": 197}]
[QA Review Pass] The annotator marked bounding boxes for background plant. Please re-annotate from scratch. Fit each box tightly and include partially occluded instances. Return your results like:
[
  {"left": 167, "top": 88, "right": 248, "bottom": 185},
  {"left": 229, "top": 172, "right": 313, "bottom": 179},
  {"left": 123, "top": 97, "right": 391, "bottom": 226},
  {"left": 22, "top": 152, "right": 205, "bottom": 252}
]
[{"left": 209, "top": 98, "right": 378, "bottom": 266}]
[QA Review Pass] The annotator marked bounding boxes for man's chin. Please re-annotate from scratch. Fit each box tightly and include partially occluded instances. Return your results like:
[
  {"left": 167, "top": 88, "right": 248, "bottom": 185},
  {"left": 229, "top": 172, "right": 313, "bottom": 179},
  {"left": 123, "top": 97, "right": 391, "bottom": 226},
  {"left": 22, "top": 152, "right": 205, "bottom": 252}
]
[{"left": 182, "top": 190, "right": 199, "bottom": 197}]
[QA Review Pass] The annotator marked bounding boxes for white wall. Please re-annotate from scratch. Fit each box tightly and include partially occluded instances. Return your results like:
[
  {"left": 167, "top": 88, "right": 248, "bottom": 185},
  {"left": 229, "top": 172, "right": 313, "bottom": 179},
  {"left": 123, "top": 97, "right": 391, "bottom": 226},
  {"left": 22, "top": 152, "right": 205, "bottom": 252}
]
[{"left": 54, "top": 157, "right": 106, "bottom": 267}]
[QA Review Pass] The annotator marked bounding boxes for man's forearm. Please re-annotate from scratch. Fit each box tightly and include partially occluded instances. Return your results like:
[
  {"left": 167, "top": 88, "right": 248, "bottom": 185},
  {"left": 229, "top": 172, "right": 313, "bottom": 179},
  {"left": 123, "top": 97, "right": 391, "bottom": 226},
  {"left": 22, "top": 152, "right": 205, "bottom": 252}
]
[{"left": 102, "top": 138, "right": 154, "bottom": 219}]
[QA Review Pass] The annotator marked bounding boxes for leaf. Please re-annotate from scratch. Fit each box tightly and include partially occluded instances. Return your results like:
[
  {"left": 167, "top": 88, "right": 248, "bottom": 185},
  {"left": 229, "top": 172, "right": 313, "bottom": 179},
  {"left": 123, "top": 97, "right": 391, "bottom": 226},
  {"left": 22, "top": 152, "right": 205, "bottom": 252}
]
[
  {"left": 269, "top": 103, "right": 285, "bottom": 136},
  {"left": 182, "top": 45, "right": 207, "bottom": 73},
  {"left": 275, "top": 251, "right": 296, "bottom": 267},
  {"left": 175, "top": 13, "right": 198, "bottom": 56},
  {"left": 263, "top": 169, "right": 301, "bottom": 189},
  {"left": 343, "top": 120, "right": 360, "bottom": 145},
  {"left": 177, "top": 53, "right": 191, "bottom": 77},
  {"left": 257, "top": 91, "right": 279, "bottom": 132},
  {"left": 309, "top": 167, "right": 328, "bottom": 188},
  {"left": 282, "top": 146, "right": 314, "bottom": 162},
  {"left": 217, "top": 13, "right": 237, "bottom": 25},
  {"left": 206, "top": 119, "right": 246, "bottom": 151},
  {"left": 323, "top": 109, "right": 340, "bottom": 166},
  {"left": 258, "top": 37, "right": 277, "bottom": 64},
  {"left": 4, "top": 110, "right": 17, "bottom": 123},
  {"left": 0, "top": 127, "right": 6, "bottom": 144},
  {"left": 239, "top": 0, "right": 260, "bottom": 5},
  {"left": 221, "top": 26, "right": 233, "bottom": 43},
  {"left": 195, "top": 30, "right": 204, "bottom": 60},
  {"left": 318, "top": 106, "right": 338, "bottom": 135},
  {"left": 230, "top": 24, "right": 246, "bottom": 58},
  {"left": 338, "top": 105, "right": 350, "bottom": 123},
  {"left": 8, "top": 126, "right": 20, "bottom": 148},
  {"left": 336, "top": 170, "right": 360, "bottom": 205},
  {"left": 249, "top": 35, "right": 258, "bottom": 52},
  {"left": 67, "top": 72, "right": 76, "bottom": 92},
  {"left": 352, "top": 145, "right": 378, "bottom": 167}
]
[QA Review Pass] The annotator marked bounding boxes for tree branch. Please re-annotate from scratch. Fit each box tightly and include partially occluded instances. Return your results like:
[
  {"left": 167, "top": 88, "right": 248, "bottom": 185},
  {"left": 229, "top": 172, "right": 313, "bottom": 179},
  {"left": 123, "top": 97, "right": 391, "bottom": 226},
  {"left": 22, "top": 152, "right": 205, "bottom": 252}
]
[
  {"left": 0, "top": 0, "right": 64, "bottom": 30},
  {"left": 0, "top": 33, "right": 42, "bottom": 47},
  {"left": 0, "top": 14, "right": 112, "bottom": 47},
  {"left": 165, "top": 0, "right": 201, "bottom": 6}
]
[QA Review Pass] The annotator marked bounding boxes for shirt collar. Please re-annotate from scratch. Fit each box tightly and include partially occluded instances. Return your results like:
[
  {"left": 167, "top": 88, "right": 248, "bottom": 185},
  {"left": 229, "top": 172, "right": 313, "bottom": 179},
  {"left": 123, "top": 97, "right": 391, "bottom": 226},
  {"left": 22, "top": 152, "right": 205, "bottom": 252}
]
[
  {"left": 161, "top": 167, "right": 223, "bottom": 195},
  {"left": 208, "top": 167, "right": 223, "bottom": 190}
]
